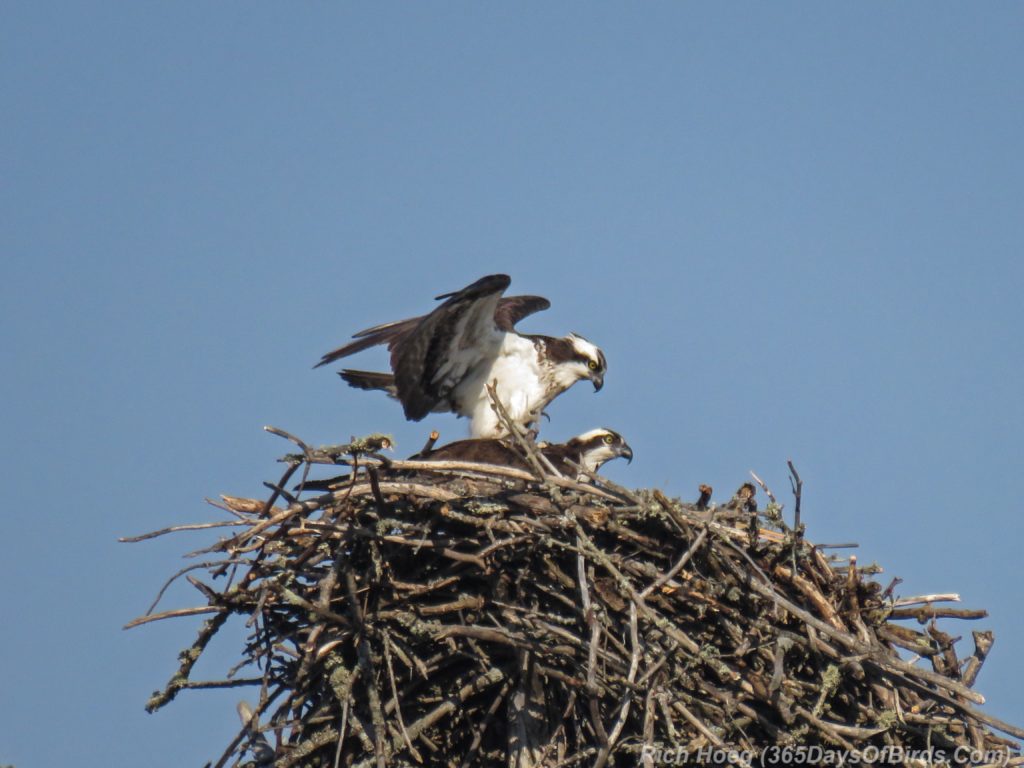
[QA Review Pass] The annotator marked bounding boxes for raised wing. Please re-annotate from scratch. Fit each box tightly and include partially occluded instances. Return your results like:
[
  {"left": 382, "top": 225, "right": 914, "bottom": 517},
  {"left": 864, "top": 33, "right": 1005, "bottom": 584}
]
[
  {"left": 391, "top": 274, "right": 510, "bottom": 420},
  {"left": 316, "top": 275, "right": 554, "bottom": 424},
  {"left": 494, "top": 295, "right": 550, "bottom": 331},
  {"left": 314, "top": 316, "right": 420, "bottom": 369},
  {"left": 315, "top": 277, "right": 548, "bottom": 369}
]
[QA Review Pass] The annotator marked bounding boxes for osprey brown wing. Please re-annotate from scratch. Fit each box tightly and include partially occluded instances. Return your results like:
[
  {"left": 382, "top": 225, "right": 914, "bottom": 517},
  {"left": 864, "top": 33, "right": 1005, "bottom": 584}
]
[
  {"left": 314, "top": 315, "right": 421, "bottom": 368},
  {"left": 390, "top": 274, "right": 511, "bottom": 421},
  {"left": 331, "top": 292, "right": 547, "bottom": 398},
  {"left": 317, "top": 280, "right": 546, "bottom": 371},
  {"left": 493, "top": 295, "right": 551, "bottom": 331}
]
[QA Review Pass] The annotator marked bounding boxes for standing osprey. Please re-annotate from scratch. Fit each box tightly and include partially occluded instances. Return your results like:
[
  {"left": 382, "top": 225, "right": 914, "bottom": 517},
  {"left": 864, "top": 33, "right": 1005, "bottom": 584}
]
[
  {"left": 316, "top": 274, "right": 607, "bottom": 438},
  {"left": 419, "top": 428, "right": 633, "bottom": 481}
]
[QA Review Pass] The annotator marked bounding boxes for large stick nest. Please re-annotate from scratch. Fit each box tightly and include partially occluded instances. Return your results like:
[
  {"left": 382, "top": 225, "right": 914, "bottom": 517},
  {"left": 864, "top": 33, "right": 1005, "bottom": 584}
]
[{"left": 126, "top": 429, "right": 1023, "bottom": 768}]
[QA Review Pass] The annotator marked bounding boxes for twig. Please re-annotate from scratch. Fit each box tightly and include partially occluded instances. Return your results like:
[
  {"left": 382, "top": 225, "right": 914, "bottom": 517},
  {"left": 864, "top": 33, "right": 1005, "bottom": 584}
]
[{"left": 787, "top": 459, "right": 803, "bottom": 572}]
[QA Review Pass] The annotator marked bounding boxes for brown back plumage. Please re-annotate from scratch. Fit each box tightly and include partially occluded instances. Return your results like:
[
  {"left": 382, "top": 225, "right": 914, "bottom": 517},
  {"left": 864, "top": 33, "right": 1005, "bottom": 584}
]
[{"left": 417, "top": 437, "right": 530, "bottom": 471}]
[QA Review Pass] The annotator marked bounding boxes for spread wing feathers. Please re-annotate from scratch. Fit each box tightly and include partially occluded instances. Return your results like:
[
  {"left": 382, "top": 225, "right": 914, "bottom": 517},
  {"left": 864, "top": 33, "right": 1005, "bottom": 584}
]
[
  {"left": 391, "top": 275, "right": 511, "bottom": 420},
  {"left": 315, "top": 278, "right": 548, "bottom": 371},
  {"left": 494, "top": 295, "right": 551, "bottom": 331},
  {"left": 314, "top": 316, "right": 420, "bottom": 368}
]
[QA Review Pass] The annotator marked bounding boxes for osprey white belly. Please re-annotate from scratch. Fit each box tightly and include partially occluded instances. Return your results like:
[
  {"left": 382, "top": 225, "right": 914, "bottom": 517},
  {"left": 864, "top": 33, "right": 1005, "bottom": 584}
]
[{"left": 455, "top": 333, "right": 546, "bottom": 438}]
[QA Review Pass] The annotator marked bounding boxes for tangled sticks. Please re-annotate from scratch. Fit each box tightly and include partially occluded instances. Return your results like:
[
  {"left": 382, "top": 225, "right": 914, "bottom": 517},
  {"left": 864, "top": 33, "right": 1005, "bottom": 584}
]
[{"left": 126, "top": 430, "right": 1023, "bottom": 768}]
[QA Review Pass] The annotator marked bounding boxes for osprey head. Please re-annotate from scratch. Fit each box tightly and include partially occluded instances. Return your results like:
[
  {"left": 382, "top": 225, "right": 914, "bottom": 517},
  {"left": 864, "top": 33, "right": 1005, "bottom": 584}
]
[
  {"left": 568, "top": 428, "right": 633, "bottom": 474},
  {"left": 548, "top": 333, "right": 606, "bottom": 392}
]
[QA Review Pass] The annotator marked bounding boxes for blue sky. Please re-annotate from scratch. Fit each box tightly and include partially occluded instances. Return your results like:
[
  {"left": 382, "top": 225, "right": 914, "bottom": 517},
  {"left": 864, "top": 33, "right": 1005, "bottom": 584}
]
[{"left": 2, "top": 4, "right": 1022, "bottom": 765}]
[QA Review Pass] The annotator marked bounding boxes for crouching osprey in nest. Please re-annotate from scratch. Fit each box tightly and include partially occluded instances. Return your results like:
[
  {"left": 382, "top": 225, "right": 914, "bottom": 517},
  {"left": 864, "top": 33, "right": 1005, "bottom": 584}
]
[
  {"left": 300, "top": 428, "right": 633, "bottom": 492},
  {"left": 420, "top": 427, "right": 633, "bottom": 482},
  {"left": 316, "top": 274, "right": 607, "bottom": 438}
]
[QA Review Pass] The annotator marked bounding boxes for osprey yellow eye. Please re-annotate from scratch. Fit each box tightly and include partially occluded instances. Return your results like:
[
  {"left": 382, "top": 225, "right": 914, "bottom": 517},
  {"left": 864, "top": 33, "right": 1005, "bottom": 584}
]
[
  {"left": 588, "top": 360, "right": 598, "bottom": 370},
  {"left": 603, "top": 435, "right": 614, "bottom": 444}
]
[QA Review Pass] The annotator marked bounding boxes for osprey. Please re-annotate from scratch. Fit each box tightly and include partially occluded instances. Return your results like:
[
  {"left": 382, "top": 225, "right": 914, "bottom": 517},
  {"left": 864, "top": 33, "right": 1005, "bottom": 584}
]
[
  {"left": 299, "top": 428, "right": 633, "bottom": 491},
  {"left": 539, "top": 428, "right": 634, "bottom": 480},
  {"left": 420, "top": 428, "right": 633, "bottom": 481},
  {"left": 316, "top": 274, "right": 607, "bottom": 438}
]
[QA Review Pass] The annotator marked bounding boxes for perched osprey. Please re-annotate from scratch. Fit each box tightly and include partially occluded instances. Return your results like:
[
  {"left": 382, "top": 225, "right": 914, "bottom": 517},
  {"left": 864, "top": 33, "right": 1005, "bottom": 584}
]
[
  {"left": 418, "top": 428, "right": 633, "bottom": 482},
  {"left": 316, "top": 274, "right": 607, "bottom": 438},
  {"left": 299, "top": 428, "right": 633, "bottom": 492}
]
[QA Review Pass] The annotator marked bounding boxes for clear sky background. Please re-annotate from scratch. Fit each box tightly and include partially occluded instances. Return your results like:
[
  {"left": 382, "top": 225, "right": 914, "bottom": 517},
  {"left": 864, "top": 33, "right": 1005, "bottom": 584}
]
[{"left": 2, "top": 4, "right": 1022, "bottom": 765}]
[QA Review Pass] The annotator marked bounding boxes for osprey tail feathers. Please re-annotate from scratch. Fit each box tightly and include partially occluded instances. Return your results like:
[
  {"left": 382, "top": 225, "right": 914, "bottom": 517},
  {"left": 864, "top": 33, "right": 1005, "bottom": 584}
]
[
  {"left": 339, "top": 369, "right": 458, "bottom": 420},
  {"left": 338, "top": 370, "right": 398, "bottom": 398}
]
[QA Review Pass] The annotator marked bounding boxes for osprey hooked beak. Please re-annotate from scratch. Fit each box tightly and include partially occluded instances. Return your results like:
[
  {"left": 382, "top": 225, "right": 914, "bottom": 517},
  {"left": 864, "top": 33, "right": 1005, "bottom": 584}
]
[
  {"left": 590, "top": 370, "right": 604, "bottom": 392},
  {"left": 619, "top": 442, "right": 633, "bottom": 464}
]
